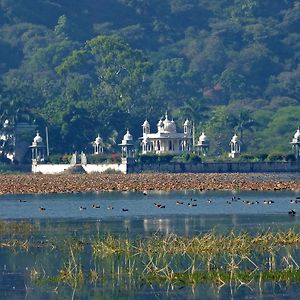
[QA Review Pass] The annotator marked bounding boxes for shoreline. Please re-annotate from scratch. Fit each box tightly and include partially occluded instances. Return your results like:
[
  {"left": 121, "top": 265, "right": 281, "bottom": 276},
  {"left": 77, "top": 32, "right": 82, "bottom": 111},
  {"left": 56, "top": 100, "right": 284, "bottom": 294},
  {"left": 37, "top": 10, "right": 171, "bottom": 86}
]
[{"left": 1, "top": 173, "right": 300, "bottom": 195}]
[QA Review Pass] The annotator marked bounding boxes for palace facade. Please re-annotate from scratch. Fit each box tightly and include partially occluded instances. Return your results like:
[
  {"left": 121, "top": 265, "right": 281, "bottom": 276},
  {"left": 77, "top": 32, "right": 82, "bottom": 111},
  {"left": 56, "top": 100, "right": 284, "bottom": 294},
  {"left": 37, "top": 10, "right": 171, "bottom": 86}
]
[{"left": 140, "top": 113, "right": 193, "bottom": 155}]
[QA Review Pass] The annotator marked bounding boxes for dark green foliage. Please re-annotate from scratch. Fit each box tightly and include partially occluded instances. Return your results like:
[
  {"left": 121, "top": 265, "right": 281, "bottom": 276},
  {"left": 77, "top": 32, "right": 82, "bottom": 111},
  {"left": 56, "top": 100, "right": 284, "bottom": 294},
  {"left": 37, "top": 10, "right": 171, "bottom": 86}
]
[
  {"left": 157, "top": 153, "right": 175, "bottom": 163},
  {"left": 87, "top": 154, "right": 121, "bottom": 164},
  {"left": 267, "top": 152, "right": 285, "bottom": 162},
  {"left": 138, "top": 154, "right": 159, "bottom": 164},
  {"left": 187, "top": 154, "right": 201, "bottom": 163},
  {"left": 0, "top": 0, "right": 299, "bottom": 157},
  {"left": 46, "top": 154, "right": 71, "bottom": 164}
]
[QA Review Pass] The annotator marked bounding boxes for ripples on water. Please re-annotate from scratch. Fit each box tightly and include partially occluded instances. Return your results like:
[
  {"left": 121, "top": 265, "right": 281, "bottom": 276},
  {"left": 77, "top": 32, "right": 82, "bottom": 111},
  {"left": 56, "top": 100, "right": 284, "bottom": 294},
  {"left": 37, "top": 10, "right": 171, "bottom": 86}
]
[{"left": 1, "top": 190, "right": 300, "bottom": 299}]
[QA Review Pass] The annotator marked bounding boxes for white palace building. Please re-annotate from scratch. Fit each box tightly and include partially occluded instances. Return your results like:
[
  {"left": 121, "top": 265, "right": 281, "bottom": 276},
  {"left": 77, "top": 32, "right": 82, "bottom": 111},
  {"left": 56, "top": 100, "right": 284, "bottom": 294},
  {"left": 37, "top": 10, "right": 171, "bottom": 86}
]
[{"left": 140, "top": 113, "right": 193, "bottom": 154}]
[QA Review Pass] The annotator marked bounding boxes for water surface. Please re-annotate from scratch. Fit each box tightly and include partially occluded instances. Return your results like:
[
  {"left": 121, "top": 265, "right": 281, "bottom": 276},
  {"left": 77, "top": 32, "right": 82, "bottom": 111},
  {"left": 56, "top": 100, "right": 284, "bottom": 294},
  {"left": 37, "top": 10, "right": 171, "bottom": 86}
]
[{"left": 1, "top": 190, "right": 300, "bottom": 299}]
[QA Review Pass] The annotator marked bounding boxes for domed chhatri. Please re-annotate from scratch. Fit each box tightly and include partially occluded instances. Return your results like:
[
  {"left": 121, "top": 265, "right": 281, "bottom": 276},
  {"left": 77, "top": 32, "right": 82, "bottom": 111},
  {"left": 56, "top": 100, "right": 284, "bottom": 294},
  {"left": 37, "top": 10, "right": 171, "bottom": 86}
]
[
  {"left": 123, "top": 130, "right": 133, "bottom": 142},
  {"left": 92, "top": 134, "right": 104, "bottom": 155},
  {"left": 30, "top": 131, "right": 45, "bottom": 162},
  {"left": 195, "top": 132, "right": 209, "bottom": 156},
  {"left": 229, "top": 133, "right": 241, "bottom": 158},
  {"left": 291, "top": 127, "right": 300, "bottom": 160},
  {"left": 119, "top": 129, "right": 134, "bottom": 159},
  {"left": 140, "top": 113, "right": 192, "bottom": 154},
  {"left": 3, "top": 119, "right": 9, "bottom": 128},
  {"left": 33, "top": 131, "right": 43, "bottom": 144}
]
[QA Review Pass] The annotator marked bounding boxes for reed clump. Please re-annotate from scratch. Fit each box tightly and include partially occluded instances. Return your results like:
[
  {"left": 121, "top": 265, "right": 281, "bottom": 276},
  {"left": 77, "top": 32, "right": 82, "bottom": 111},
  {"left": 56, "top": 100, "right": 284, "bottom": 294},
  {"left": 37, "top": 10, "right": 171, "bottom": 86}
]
[
  {"left": 92, "top": 229, "right": 300, "bottom": 258},
  {"left": 0, "top": 221, "right": 38, "bottom": 235},
  {"left": 16, "top": 229, "right": 300, "bottom": 289}
]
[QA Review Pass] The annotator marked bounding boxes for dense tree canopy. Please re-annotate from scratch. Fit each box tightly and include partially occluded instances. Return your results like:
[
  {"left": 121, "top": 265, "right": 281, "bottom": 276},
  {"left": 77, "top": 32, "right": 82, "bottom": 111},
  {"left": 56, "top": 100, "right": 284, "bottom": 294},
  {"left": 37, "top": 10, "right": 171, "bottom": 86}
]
[{"left": 0, "top": 0, "right": 299, "bottom": 156}]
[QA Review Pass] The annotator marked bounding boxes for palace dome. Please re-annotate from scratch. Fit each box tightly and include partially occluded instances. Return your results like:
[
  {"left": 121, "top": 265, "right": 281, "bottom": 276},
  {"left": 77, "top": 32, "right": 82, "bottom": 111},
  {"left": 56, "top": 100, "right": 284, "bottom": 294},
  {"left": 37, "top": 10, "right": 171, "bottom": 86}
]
[
  {"left": 33, "top": 132, "right": 43, "bottom": 144},
  {"left": 231, "top": 134, "right": 239, "bottom": 143},
  {"left": 184, "top": 119, "right": 191, "bottom": 126},
  {"left": 95, "top": 134, "right": 103, "bottom": 144},
  {"left": 142, "top": 120, "right": 150, "bottom": 127},
  {"left": 199, "top": 132, "right": 208, "bottom": 143},
  {"left": 123, "top": 130, "right": 133, "bottom": 141},
  {"left": 294, "top": 128, "right": 300, "bottom": 140},
  {"left": 163, "top": 113, "right": 176, "bottom": 133}
]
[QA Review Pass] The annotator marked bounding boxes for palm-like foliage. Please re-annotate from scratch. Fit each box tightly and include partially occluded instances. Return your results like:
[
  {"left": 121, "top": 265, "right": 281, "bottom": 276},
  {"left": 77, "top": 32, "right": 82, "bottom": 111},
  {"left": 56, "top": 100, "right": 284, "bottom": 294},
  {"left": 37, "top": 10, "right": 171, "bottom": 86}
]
[{"left": 227, "top": 110, "right": 259, "bottom": 150}]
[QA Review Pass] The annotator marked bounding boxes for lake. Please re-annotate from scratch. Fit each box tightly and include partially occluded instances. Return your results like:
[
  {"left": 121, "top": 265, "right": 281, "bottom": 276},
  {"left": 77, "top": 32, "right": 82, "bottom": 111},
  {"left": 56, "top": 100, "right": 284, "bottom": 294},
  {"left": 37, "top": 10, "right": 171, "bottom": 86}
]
[{"left": 1, "top": 190, "right": 300, "bottom": 299}]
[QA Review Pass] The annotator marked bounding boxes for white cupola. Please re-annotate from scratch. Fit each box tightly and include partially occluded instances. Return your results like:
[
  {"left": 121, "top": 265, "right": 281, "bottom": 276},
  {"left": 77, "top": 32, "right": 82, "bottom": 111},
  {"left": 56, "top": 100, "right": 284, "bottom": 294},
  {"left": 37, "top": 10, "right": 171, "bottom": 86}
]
[
  {"left": 30, "top": 131, "right": 45, "bottom": 163},
  {"left": 142, "top": 119, "right": 150, "bottom": 135},
  {"left": 123, "top": 130, "right": 133, "bottom": 143},
  {"left": 3, "top": 119, "right": 9, "bottom": 128},
  {"left": 196, "top": 132, "right": 209, "bottom": 156},
  {"left": 92, "top": 134, "right": 104, "bottom": 154},
  {"left": 157, "top": 119, "right": 164, "bottom": 133},
  {"left": 33, "top": 131, "right": 43, "bottom": 145},
  {"left": 163, "top": 112, "right": 173, "bottom": 132},
  {"left": 183, "top": 119, "right": 192, "bottom": 135},
  {"left": 291, "top": 127, "right": 300, "bottom": 160},
  {"left": 229, "top": 133, "right": 241, "bottom": 158},
  {"left": 292, "top": 128, "right": 300, "bottom": 143},
  {"left": 119, "top": 129, "right": 134, "bottom": 159}
]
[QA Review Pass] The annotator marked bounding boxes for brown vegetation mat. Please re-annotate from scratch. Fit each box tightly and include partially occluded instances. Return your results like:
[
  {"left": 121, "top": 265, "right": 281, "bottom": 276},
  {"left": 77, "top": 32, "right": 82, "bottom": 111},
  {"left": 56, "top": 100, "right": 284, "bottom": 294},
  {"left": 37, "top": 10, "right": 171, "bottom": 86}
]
[{"left": 0, "top": 173, "right": 300, "bottom": 195}]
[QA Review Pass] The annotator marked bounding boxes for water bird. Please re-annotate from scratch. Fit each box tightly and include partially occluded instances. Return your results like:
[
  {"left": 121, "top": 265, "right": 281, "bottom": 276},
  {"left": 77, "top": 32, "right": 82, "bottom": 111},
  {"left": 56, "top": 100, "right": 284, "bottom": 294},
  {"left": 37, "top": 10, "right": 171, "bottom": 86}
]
[
  {"left": 263, "top": 200, "right": 274, "bottom": 204},
  {"left": 159, "top": 205, "right": 166, "bottom": 209},
  {"left": 188, "top": 203, "right": 197, "bottom": 207},
  {"left": 143, "top": 190, "right": 148, "bottom": 196},
  {"left": 207, "top": 199, "right": 212, "bottom": 203},
  {"left": 79, "top": 206, "right": 87, "bottom": 210},
  {"left": 226, "top": 201, "right": 232, "bottom": 204},
  {"left": 92, "top": 204, "right": 100, "bottom": 208},
  {"left": 122, "top": 208, "right": 129, "bottom": 212},
  {"left": 296, "top": 197, "right": 300, "bottom": 199},
  {"left": 154, "top": 203, "right": 162, "bottom": 208},
  {"left": 107, "top": 205, "right": 114, "bottom": 210},
  {"left": 176, "top": 201, "right": 184, "bottom": 205},
  {"left": 19, "top": 199, "right": 27, "bottom": 203},
  {"left": 39, "top": 207, "right": 46, "bottom": 211},
  {"left": 288, "top": 210, "right": 296, "bottom": 216}
]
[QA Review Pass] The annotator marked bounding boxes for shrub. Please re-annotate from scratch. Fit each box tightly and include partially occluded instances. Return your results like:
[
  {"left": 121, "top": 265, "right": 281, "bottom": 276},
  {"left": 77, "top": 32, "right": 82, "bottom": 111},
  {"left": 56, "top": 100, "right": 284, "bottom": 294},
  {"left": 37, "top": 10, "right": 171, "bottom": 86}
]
[
  {"left": 238, "top": 154, "right": 256, "bottom": 162},
  {"left": 188, "top": 154, "right": 202, "bottom": 163},
  {"left": 256, "top": 153, "right": 268, "bottom": 161},
  {"left": 285, "top": 153, "right": 296, "bottom": 162},
  {"left": 0, "top": 155, "right": 12, "bottom": 164},
  {"left": 181, "top": 153, "right": 190, "bottom": 162},
  {"left": 158, "top": 153, "right": 175, "bottom": 163},
  {"left": 267, "top": 152, "right": 284, "bottom": 162},
  {"left": 46, "top": 154, "right": 66, "bottom": 164},
  {"left": 87, "top": 154, "right": 111, "bottom": 164},
  {"left": 139, "top": 154, "right": 159, "bottom": 164}
]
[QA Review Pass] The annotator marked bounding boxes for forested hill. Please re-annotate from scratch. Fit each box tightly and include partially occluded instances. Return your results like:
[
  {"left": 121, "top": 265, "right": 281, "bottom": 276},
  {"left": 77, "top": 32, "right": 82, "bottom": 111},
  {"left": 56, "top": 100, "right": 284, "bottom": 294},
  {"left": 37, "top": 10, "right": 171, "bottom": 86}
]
[{"left": 0, "top": 0, "right": 300, "bottom": 157}]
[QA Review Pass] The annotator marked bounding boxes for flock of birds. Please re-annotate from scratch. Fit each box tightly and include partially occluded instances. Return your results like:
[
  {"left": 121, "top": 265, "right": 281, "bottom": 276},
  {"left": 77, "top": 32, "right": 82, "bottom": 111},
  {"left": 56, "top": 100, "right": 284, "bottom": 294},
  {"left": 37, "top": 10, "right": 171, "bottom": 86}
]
[
  {"left": 17, "top": 192, "right": 300, "bottom": 216},
  {"left": 151, "top": 193, "right": 299, "bottom": 216}
]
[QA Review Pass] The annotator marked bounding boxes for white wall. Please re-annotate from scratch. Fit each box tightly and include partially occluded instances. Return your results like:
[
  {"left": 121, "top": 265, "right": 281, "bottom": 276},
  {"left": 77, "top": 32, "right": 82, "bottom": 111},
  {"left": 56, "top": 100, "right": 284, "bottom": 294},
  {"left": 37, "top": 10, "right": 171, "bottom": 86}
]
[
  {"left": 83, "top": 163, "right": 126, "bottom": 173},
  {"left": 32, "top": 163, "right": 127, "bottom": 174},
  {"left": 32, "top": 164, "right": 71, "bottom": 174}
]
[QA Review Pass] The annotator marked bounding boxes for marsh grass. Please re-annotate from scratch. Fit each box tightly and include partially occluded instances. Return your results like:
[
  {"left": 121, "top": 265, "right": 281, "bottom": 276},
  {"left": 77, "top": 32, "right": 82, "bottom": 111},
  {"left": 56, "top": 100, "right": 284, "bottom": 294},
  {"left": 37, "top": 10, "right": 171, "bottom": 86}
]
[
  {"left": 0, "top": 221, "right": 38, "bottom": 235},
  {"left": 3, "top": 226, "right": 300, "bottom": 287},
  {"left": 92, "top": 230, "right": 300, "bottom": 257}
]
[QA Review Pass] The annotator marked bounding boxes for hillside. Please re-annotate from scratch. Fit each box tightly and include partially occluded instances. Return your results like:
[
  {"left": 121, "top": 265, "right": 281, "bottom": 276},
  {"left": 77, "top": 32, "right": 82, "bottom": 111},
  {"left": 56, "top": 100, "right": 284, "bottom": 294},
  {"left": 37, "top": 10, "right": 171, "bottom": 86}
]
[{"left": 0, "top": 0, "right": 299, "bottom": 158}]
